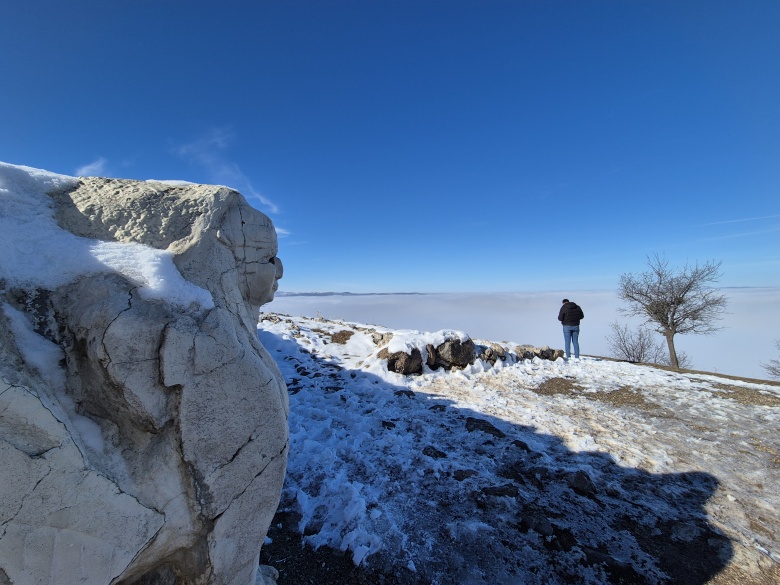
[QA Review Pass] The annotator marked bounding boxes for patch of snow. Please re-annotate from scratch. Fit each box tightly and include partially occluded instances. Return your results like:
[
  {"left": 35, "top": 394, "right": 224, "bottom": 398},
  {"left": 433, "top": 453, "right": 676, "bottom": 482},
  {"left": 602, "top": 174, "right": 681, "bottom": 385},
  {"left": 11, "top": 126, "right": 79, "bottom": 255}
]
[
  {"left": 2, "top": 302, "right": 66, "bottom": 391},
  {"left": 0, "top": 162, "right": 213, "bottom": 309}
]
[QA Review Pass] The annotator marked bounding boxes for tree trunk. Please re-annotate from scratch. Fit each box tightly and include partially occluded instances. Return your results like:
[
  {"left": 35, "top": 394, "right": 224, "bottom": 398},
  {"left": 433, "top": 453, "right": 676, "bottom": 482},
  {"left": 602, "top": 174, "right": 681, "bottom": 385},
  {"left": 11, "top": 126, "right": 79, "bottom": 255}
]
[{"left": 665, "top": 333, "right": 679, "bottom": 369}]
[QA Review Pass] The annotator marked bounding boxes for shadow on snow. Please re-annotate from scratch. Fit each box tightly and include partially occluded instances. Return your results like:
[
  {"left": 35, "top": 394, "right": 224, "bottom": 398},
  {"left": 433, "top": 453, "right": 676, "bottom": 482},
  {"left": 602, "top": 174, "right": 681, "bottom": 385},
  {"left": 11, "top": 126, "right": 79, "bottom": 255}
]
[{"left": 259, "top": 330, "right": 732, "bottom": 585}]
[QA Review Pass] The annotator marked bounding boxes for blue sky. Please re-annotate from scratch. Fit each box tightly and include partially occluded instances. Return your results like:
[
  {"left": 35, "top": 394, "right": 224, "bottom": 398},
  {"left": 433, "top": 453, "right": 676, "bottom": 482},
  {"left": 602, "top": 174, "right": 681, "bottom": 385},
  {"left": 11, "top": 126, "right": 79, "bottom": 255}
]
[{"left": 2, "top": 1, "right": 779, "bottom": 293}]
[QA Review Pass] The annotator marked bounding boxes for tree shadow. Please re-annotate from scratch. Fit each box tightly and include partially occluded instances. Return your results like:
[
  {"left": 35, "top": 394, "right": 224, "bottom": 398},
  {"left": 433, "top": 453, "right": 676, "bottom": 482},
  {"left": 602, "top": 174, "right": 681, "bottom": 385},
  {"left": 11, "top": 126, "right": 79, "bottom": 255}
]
[{"left": 258, "top": 327, "right": 733, "bottom": 585}]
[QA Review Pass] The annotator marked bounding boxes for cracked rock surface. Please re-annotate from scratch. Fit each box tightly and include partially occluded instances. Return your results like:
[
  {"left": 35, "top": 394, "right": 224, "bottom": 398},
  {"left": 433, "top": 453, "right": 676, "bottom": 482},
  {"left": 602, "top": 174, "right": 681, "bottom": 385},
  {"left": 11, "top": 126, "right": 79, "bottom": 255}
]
[{"left": 1, "top": 175, "right": 288, "bottom": 584}]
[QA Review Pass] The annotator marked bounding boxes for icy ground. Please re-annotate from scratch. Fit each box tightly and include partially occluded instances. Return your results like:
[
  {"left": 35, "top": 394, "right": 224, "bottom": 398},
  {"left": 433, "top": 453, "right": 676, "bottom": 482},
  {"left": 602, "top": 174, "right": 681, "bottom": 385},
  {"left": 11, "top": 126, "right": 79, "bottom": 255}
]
[{"left": 257, "top": 312, "right": 780, "bottom": 585}]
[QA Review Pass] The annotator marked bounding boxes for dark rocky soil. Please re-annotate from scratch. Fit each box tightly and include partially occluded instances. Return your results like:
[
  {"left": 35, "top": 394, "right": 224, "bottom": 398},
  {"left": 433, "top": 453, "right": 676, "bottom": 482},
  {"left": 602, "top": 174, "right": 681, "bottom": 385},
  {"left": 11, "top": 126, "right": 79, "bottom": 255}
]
[
  {"left": 260, "top": 511, "right": 409, "bottom": 585},
  {"left": 261, "top": 513, "right": 780, "bottom": 585}
]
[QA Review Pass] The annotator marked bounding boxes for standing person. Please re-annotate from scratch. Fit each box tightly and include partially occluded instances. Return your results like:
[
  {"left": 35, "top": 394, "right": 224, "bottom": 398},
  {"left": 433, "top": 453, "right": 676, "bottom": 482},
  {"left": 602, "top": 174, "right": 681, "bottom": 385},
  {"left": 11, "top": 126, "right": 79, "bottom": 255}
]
[{"left": 558, "top": 298, "right": 584, "bottom": 359}]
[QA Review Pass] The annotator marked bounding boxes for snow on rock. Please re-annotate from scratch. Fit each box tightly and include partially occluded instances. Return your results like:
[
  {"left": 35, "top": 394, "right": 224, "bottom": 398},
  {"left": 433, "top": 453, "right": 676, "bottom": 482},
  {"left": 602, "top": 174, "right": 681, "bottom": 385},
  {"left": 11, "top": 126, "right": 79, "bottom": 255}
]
[
  {"left": 0, "top": 162, "right": 213, "bottom": 309},
  {"left": 258, "top": 312, "right": 780, "bottom": 584},
  {"left": 0, "top": 163, "right": 287, "bottom": 585}
]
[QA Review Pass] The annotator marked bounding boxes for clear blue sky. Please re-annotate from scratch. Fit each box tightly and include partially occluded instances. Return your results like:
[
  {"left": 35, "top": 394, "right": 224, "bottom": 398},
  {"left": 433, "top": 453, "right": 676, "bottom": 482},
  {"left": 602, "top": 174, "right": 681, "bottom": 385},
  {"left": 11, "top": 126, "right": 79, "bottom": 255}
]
[{"left": 2, "top": 1, "right": 779, "bottom": 293}]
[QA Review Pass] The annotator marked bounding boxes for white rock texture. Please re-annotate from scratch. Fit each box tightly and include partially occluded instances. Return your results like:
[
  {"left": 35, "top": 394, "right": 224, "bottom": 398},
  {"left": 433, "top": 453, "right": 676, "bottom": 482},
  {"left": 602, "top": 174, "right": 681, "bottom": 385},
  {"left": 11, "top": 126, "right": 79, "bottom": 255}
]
[{"left": 0, "top": 176, "right": 288, "bottom": 584}]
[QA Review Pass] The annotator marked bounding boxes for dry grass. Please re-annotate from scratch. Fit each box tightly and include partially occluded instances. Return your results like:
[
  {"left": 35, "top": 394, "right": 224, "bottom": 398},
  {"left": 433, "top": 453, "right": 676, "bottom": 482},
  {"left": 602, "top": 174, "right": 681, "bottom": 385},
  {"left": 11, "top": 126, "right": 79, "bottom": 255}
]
[{"left": 529, "top": 377, "right": 582, "bottom": 396}]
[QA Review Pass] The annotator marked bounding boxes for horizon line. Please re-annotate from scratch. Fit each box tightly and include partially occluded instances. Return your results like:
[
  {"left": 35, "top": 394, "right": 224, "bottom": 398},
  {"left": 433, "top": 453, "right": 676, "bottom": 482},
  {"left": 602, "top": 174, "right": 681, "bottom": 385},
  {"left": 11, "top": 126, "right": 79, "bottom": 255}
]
[{"left": 275, "top": 285, "right": 778, "bottom": 297}]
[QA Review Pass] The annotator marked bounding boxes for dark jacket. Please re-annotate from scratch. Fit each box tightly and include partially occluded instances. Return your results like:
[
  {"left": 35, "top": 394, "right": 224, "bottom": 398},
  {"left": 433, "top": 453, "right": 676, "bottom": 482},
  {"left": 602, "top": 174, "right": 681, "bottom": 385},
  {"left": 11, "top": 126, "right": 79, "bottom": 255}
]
[{"left": 558, "top": 302, "right": 584, "bottom": 326}]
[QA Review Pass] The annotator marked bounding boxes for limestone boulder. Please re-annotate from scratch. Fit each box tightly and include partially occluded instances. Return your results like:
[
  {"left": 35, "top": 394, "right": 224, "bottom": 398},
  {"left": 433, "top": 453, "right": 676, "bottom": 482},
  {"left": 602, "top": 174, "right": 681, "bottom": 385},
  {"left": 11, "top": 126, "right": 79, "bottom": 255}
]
[{"left": 0, "top": 172, "right": 288, "bottom": 585}]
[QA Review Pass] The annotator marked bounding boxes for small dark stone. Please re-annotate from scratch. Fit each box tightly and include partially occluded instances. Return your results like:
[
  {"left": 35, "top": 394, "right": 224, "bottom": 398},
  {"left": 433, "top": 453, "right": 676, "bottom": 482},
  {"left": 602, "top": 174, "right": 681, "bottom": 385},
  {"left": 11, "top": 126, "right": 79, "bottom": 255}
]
[
  {"left": 453, "top": 469, "right": 478, "bottom": 481},
  {"left": 481, "top": 483, "right": 519, "bottom": 498},
  {"left": 499, "top": 461, "right": 527, "bottom": 483},
  {"left": 566, "top": 470, "right": 597, "bottom": 498},
  {"left": 512, "top": 439, "right": 531, "bottom": 451},
  {"left": 519, "top": 512, "right": 553, "bottom": 537},
  {"left": 422, "top": 446, "right": 447, "bottom": 459},
  {"left": 465, "top": 417, "right": 506, "bottom": 438}
]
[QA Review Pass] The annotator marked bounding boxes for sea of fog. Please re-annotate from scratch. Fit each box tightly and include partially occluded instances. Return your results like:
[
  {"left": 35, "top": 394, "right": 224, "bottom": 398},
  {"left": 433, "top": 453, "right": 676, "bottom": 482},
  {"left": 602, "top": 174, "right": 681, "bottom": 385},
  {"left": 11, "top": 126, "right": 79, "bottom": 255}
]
[{"left": 266, "top": 288, "right": 779, "bottom": 380}]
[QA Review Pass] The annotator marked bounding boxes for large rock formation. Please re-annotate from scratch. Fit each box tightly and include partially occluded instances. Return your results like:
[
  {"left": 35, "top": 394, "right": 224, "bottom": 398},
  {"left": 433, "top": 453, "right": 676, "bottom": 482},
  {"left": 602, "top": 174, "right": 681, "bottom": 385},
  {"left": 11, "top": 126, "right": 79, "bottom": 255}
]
[{"left": 0, "top": 165, "right": 288, "bottom": 585}]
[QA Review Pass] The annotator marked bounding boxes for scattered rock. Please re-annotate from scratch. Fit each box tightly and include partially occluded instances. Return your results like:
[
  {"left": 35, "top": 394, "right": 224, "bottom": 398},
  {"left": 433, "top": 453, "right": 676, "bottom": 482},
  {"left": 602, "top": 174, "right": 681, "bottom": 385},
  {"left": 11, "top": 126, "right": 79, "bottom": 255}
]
[
  {"left": 423, "top": 446, "right": 447, "bottom": 459},
  {"left": 394, "top": 389, "right": 416, "bottom": 399},
  {"left": 518, "top": 511, "right": 554, "bottom": 537},
  {"left": 388, "top": 348, "right": 424, "bottom": 375},
  {"left": 499, "top": 461, "right": 528, "bottom": 483},
  {"left": 425, "top": 343, "right": 438, "bottom": 370},
  {"left": 481, "top": 483, "right": 519, "bottom": 497},
  {"left": 514, "top": 344, "right": 564, "bottom": 362},
  {"left": 454, "top": 469, "right": 479, "bottom": 481},
  {"left": 512, "top": 439, "right": 532, "bottom": 452},
  {"left": 465, "top": 417, "right": 506, "bottom": 438},
  {"left": 478, "top": 342, "right": 508, "bottom": 365},
  {"left": 565, "top": 470, "right": 598, "bottom": 498},
  {"left": 376, "top": 332, "right": 560, "bottom": 376},
  {"left": 380, "top": 334, "right": 479, "bottom": 375},
  {"left": 371, "top": 331, "right": 393, "bottom": 346}
]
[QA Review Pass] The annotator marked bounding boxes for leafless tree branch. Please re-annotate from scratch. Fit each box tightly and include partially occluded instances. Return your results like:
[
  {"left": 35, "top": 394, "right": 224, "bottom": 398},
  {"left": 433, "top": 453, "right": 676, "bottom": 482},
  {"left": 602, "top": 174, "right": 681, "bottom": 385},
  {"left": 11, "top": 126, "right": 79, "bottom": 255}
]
[
  {"left": 605, "top": 322, "right": 666, "bottom": 364},
  {"left": 762, "top": 339, "right": 780, "bottom": 380},
  {"left": 617, "top": 254, "right": 727, "bottom": 369},
  {"left": 605, "top": 322, "right": 693, "bottom": 368}
]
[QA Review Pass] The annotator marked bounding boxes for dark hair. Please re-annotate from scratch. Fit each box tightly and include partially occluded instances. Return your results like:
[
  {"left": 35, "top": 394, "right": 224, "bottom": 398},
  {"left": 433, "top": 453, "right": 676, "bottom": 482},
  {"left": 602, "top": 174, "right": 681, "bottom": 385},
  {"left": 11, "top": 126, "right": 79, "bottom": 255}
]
[{"left": 562, "top": 298, "right": 569, "bottom": 303}]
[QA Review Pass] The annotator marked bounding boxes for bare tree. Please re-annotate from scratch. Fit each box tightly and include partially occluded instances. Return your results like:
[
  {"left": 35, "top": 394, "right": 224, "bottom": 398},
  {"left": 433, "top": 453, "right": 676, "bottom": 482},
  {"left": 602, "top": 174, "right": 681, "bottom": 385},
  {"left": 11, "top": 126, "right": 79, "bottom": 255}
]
[
  {"left": 606, "top": 322, "right": 693, "bottom": 368},
  {"left": 672, "top": 350, "right": 693, "bottom": 370},
  {"left": 606, "top": 322, "right": 666, "bottom": 363},
  {"left": 617, "top": 254, "right": 728, "bottom": 369},
  {"left": 762, "top": 339, "right": 780, "bottom": 380}
]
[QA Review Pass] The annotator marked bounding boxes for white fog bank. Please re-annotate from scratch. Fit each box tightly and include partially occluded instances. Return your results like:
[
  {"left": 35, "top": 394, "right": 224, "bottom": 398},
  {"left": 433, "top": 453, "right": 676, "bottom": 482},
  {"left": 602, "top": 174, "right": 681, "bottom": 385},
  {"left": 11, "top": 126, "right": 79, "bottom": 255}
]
[{"left": 269, "top": 288, "right": 779, "bottom": 380}]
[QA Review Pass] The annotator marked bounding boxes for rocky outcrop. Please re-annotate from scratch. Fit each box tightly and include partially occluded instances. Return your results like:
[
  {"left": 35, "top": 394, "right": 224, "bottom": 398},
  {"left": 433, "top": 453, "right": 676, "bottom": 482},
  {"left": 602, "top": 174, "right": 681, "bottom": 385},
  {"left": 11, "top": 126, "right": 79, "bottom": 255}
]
[
  {"left": 375, "top": 332, "right": 562, "bottom": 376},
  {"left": 378, "top": 336, "right": 478, "bottom": 376},
  {"left": 477, "top": 342, "right": 508, "bottom": 365},
  {"left": 515, "top": 344, "right": 565, "bottom": 361},
  {"left": 1, "top": 170, "right": 288, "bottom": 585}
]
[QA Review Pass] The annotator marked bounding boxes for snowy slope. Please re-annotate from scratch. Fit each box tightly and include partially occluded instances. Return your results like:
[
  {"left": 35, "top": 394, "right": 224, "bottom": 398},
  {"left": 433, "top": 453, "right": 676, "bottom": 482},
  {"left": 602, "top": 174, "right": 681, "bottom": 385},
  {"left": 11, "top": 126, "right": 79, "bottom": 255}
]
[{"left": 258, "top": 312, "right": 780, "bottom": 584}]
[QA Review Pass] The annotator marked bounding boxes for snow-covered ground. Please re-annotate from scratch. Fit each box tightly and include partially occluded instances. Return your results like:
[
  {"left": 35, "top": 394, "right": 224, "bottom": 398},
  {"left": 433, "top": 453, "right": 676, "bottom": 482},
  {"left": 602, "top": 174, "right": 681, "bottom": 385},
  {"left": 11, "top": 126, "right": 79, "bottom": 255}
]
[{"left": 258, "top": 312, "right": 780, "bottom": 584}]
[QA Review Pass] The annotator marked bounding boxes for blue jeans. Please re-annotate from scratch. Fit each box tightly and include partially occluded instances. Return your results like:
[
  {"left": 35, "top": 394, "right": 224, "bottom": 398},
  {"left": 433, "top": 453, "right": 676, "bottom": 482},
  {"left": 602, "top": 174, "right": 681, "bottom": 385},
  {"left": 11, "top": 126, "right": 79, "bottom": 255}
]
[{"left": 562, "top": 325, "right": 580, "bottom": 358}]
